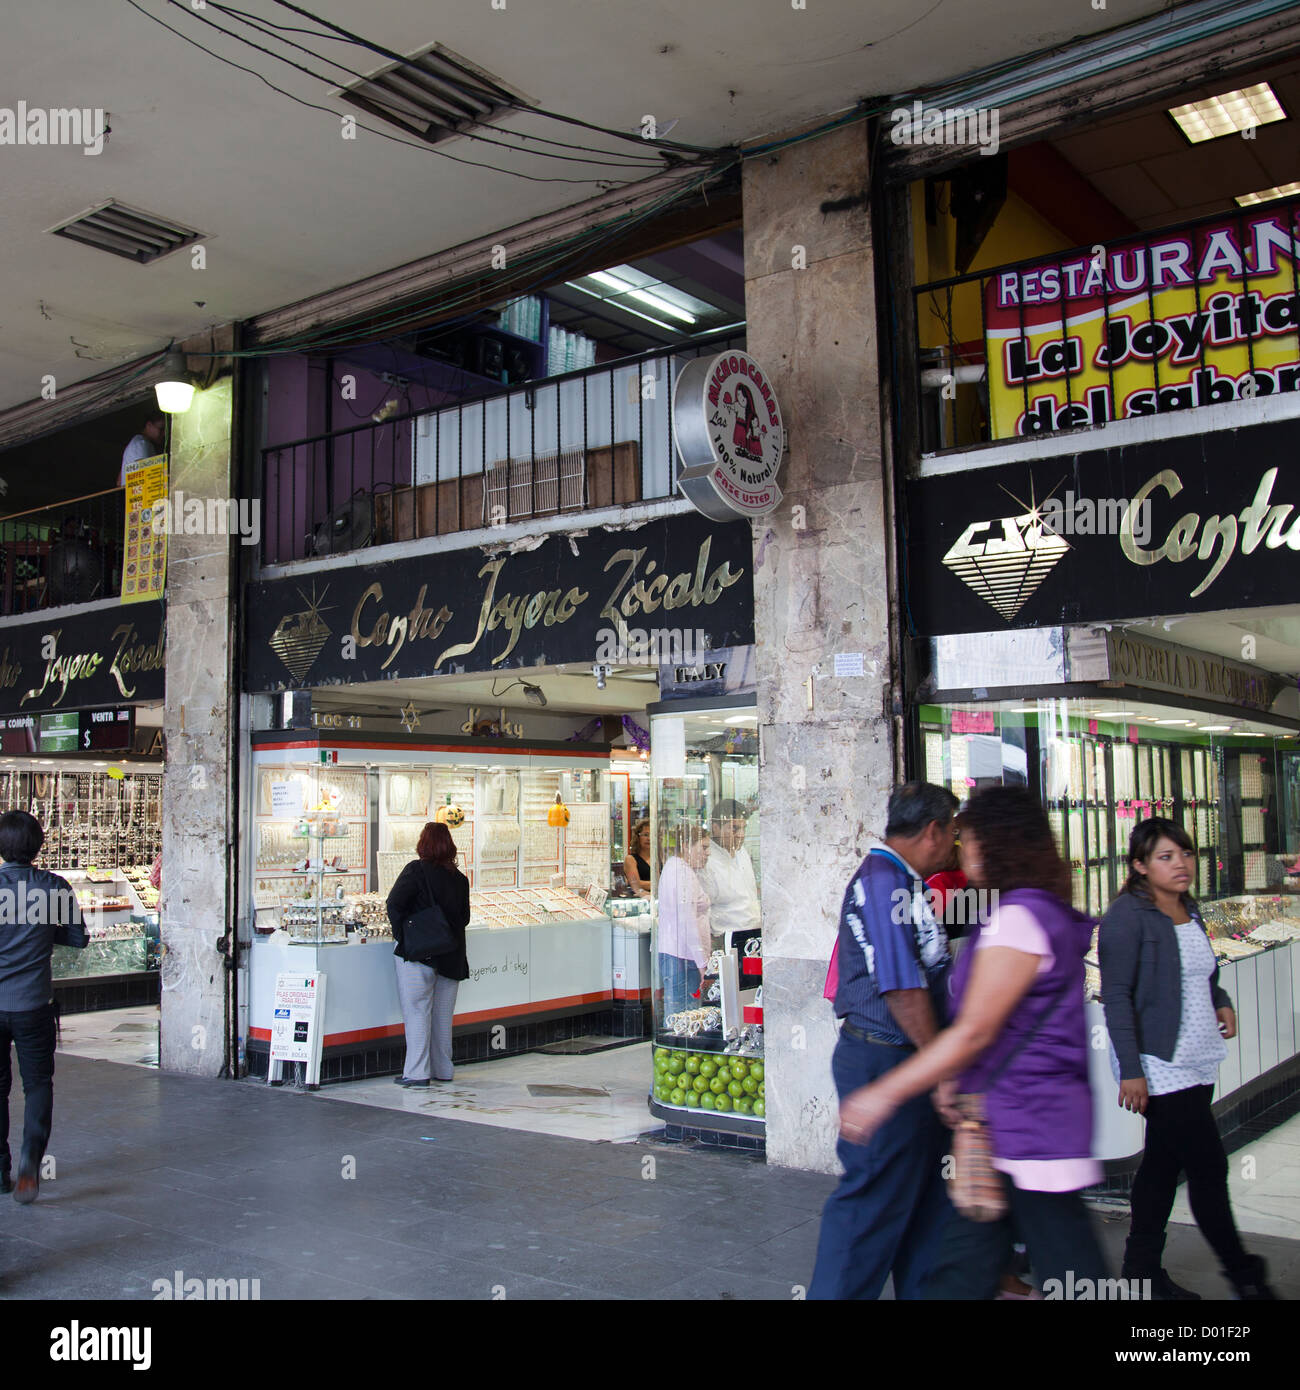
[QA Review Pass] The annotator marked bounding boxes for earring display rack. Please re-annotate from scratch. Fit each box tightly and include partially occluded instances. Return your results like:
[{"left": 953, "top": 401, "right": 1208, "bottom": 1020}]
[{"left": 0, "top": 768, "right": 162, "bottom": 872}]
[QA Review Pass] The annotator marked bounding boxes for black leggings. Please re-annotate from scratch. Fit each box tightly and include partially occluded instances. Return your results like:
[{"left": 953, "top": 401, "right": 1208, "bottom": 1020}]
[{"left": 1126, "top": 1084, "right": 1251, "bottom": 1278}]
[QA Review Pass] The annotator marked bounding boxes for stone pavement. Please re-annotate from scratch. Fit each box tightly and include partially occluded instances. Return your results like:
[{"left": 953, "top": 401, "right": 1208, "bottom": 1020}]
[{"left": 1, "top": 1055, "right": 1297, "bottom": 1300}]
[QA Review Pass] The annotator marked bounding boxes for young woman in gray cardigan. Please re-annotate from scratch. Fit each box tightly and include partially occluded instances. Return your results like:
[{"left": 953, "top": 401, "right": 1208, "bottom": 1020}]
[{"left": 1099, "top": 818, "right": 1275, "bottom": 1301}]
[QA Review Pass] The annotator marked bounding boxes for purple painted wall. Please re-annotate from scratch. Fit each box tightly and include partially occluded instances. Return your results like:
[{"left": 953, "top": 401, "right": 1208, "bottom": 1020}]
[{"left": 261, "top": 354, "right": 456, "bottom": 563}]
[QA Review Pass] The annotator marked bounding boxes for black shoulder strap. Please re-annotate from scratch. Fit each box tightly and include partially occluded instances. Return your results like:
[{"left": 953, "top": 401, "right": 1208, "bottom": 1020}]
[{"left": 983, "top": 968, "right": 1076, "bottom": 1089}]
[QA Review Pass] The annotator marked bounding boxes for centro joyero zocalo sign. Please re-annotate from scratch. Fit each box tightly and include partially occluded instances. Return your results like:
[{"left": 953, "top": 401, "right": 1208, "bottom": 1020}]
[{"left": 672, "top": 351, "right": 787, "bottom": 521}]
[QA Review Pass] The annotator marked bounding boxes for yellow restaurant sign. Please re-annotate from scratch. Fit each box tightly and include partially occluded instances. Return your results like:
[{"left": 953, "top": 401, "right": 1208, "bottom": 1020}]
[
  {"left": 123, "top": 454, "right": 168, "bottom": 603},
  {"left": 985, "top": 208, "right": 1300, "bottom": 439}
]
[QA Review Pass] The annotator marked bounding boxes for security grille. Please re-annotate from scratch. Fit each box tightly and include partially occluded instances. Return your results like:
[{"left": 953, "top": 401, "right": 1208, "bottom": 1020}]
[{"left": 49, "top": 200, "right": 203, "bottom": 264}]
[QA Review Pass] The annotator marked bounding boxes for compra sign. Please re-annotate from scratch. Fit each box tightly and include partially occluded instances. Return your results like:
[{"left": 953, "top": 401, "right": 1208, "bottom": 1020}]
[{"left": 672, "top": 351, "right": 786, "bottom": 521}]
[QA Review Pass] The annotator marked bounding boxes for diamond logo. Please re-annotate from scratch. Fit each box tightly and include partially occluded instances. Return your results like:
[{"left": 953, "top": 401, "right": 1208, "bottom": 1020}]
[
  {"left": 269, "top": 585, "right": 332, "bottom": 682},
  {"left": 942, "top": 512, "right": 1069, "bottom": 621}
]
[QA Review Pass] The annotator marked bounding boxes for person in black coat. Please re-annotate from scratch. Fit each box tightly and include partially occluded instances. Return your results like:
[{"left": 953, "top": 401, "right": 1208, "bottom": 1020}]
[
  {"left": 385, "top": 821, "right": 470, "bottom": 1088},
  {"left": 1100, "top": 817, "right": 1275, "bottom": 1301}
]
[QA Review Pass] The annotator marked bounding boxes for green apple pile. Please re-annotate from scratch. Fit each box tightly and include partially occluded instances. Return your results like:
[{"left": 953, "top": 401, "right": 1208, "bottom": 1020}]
[{"left": 652, "top": 1047, "right": 765, "bottom": 1119}]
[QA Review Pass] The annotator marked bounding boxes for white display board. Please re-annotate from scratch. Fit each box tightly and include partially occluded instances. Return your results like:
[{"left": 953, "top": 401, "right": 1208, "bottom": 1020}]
[
  {"left": 270, "top": 781, "right": 303, "bottom": 819},
  {"left": 249, "top": 920, "right": 613, "bottom": 1052},
  {"left": 268, "top": 970, "right": 327, "bottom": 1087}
]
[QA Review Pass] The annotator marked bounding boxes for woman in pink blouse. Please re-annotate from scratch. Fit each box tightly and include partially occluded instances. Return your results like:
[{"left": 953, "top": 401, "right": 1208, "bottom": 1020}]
[{"left": 656, "top": 826, "right": 712, "bottom": 1017}]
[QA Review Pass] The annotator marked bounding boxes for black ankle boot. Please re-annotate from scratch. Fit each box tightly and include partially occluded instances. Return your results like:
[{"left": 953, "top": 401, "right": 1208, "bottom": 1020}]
[
  {"left": 1228, "top": 1255, "right": 1277, "bottom": 1301},
  {"left": 0, "top": 1168, "right": 10, "bottom": 1195}
]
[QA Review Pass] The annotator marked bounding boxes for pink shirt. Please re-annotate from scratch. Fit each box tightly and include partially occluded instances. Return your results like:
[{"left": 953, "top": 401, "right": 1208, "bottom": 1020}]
[
  {"left": 975, "top": 904, "right": 1102, "bottom": 1192},
  {"left": 656, "top": 857, "right": 711, "bottom": 968}
]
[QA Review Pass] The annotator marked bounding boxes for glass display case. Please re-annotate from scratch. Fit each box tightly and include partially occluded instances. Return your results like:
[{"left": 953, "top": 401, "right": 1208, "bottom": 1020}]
[
  {"left": 0, "top": 768, "right": 161, "bottom": 872},
  {"left": 50, "top": 867, "right": 160, "bottom": 979},
  {"left": 922, "top": 695, "right": 1300, "bottom": 1164},
  {"left": 245, "top": 740, "right": 616, "bottom": 1074},
  {"left": 0, "top": 766, "right": 164, "bottom": 984},
  {"left": 920, "top": 695, "right": 1298, "bottom": 920},
  {"left": 647, "top": 701, "right": 763, "bottom": 1129}
]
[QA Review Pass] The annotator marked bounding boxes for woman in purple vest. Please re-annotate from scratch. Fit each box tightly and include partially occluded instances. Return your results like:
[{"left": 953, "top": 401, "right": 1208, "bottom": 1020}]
[
  {"left": 1100, "top": 818, "right": 1276, "bottom": 1300},
  {"left": 838, "top": 786, "right": 1108, "bottom": 1298}
]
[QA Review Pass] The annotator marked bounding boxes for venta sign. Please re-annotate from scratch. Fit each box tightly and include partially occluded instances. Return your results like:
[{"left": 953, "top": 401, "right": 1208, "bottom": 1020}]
[{"left": 672, "top": 351, "right": 786, "bottom": 521}]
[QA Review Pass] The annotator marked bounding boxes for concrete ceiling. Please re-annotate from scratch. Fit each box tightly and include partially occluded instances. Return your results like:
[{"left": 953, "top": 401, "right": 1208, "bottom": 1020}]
[
  {"left": 0, "top": 0, "right": 1173, "bottom": 428},
  {"left": 1050, "top": 54, "right": 1300, "bottom": 230}
]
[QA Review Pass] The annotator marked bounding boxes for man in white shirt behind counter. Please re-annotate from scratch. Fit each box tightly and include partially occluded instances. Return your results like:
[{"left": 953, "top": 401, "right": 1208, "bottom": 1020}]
[
  {"left": 118, "top": 415, "right": 166, "bottom": 487},
  {"left": 698, "top": 798, "right": 760, "bottom": 953}
]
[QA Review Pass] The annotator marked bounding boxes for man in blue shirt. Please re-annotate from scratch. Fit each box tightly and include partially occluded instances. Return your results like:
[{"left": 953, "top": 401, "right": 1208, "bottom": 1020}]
[
  {"left": 809, "top": 782, "right": 958, "bottom": 1299},
  {"left": 0, "top": 810, "right": 86, "bottom": 1202}
]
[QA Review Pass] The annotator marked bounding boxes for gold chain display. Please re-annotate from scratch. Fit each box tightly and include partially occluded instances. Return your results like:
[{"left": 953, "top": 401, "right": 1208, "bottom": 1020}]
[{"left": 0, "top": 768, "right": 161, "bottom": 870}]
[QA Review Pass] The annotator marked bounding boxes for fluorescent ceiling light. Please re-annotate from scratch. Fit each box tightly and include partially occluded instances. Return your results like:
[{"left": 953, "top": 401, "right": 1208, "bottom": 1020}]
[
  {"left": 564, "top": 281, "right": 678, "bottom": 332},
  {"left": 1153, "top": 719, "right": 1194, "bottom": 725},
  {"left": 1199, "top": 725, "right": 1231, "bottom": 732},
  {"left": 589, "top": 269, "right": 635, "bottom": 293},
  {"left": 1236, "top": 181, "right": 1300, "bottom": 207},
  {"left": 580, "top": 264, "right": 709, "bottom": 324},
  {"left": 1168, "top": 83, "right": 1285, "bottom": 142},
  {"left": 627, "top": 288, "right": 695, "bottom": 324}
]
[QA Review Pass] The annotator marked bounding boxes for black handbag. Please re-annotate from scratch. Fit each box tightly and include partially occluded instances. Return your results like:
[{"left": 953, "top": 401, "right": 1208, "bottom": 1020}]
[{"left": 398, "top": 863, "right": 457, "bottom": 962}]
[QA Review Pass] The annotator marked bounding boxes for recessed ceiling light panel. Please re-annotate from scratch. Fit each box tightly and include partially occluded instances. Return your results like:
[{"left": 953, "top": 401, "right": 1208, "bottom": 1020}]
[
  {"left": 1169, "top": 83, "right": 1285, "bottom": 143},
  {"left": 1236, "top": 180, "right": 1300, "bottom": 207}
]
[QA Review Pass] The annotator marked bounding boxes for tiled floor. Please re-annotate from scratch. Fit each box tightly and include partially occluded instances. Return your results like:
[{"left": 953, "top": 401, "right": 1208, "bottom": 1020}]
[
  {"left": 1169, "top": 1108, "right": 1300, "bottom": 1242},
  {"left": 49, "top": 1007, "right": 1300, "bottom": 1250},
  {"left": 56, "top": 1005, "right": 159, "bottom": 1068},
  {"left": 304, "top": 1041, "right": 654, "bottom": 1144},
  {"left": 3, "top": 1053, "right": 1297, "bottom": 1301}
]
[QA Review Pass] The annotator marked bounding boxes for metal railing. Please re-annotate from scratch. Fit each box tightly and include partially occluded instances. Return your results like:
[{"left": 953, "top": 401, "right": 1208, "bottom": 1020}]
[
  {"left": 260, "top": 329, "right": 746, "bottom": 566},
  {"left": 912, "top": 195, "right": 1300, "bottom": 453},
  {"left": 0, "top": 488, "right": 126, "bottom": 616}
]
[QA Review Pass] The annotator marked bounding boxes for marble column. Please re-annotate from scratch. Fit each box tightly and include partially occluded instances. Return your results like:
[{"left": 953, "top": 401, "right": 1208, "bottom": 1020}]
[
  {"left": 744, "top": 123, "right": 897, "bottom": 1172},
  {"left": 158, "top": 379, "right": 236, "bottom": 1076}
]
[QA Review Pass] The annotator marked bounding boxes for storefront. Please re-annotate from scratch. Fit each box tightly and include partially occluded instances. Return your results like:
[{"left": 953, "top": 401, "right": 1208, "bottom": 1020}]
[
  {"left": 240, "top": 511, "right": 762, "bottom": 1135},
  {"left": 645, "top": 657, "right": 764, "bottom": 1143},
  {"left": 905, "top": 417, "right": 1300, "bottom": 1170},
  {"left": 0, "top": 598, "right": 165, "bottom": 1013}
]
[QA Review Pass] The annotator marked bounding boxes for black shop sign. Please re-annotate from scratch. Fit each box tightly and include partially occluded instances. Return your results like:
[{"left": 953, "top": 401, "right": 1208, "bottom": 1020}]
[
  {"left": 906, "top": 418, "right": 1300, "bottom": 635},
  {"left": 244, "top": 513, "right": 755, "bottom": 690},
  {"left": 0, "top": 600, "right": 164, "bottom": 713}
]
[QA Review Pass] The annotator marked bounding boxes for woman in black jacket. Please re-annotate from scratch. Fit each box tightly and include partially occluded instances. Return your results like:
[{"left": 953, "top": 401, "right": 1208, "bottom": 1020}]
[
  {"left": 385, "top": 821, "right": 471, "bottom": 1088},
  {"left": 1099, "top": 817, "right": 1274, "bottom": 1301}
]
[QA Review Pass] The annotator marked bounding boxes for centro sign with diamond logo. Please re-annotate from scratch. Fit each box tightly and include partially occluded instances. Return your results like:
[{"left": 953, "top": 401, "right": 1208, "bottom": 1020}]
[
  {"left": 941, "top": 512, "right": 1069, "bottom": 621},
  {"left": 672, "top": 351, "right": 786, "bottom": 521}
]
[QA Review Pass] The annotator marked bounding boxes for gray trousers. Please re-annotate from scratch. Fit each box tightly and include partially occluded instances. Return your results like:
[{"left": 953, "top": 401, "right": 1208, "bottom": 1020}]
[{"left": 394, "top": 957, "right": 459, "bottom": 1081}]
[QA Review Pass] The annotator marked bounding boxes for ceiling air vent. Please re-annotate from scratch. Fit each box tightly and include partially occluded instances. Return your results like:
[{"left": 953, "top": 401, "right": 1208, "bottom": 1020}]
[
  {"left": 49, "top": 200, "right": 203, "bottom": 264},
  {"left": 336, "top": 43, "right": 520, "bottom": 145}
]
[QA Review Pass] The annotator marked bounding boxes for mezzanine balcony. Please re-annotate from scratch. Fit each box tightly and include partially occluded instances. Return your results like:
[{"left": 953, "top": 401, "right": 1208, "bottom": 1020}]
[{"left": 259, "top": 329, "right": 745, "bottom": 568}]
